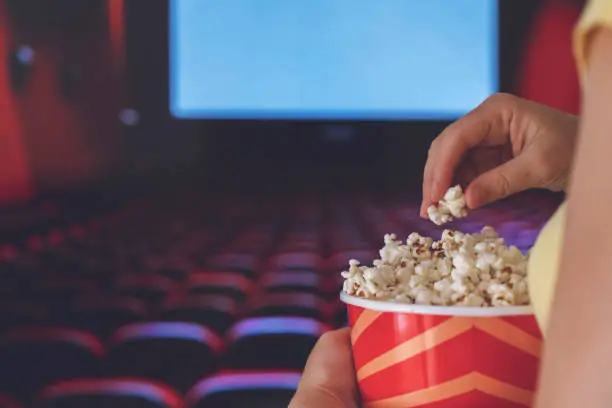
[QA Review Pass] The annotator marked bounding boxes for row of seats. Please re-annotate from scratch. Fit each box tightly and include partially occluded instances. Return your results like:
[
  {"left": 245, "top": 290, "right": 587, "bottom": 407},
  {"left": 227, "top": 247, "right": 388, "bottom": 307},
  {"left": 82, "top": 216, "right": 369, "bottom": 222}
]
[
  {"left": 0, "top": 317, "right": 324, "bottom": 399},
  {"left": 1, "top": 268, "right": 338, "bottom": 298},
  {"left": 0, "top": 191, "right": 562, "bottom": 406},
  {"left": 0, "top": 371, "right": 300, "bottom": 407},
  {"left": 4, "top": 192, "right": 558, "bottom": 259},
  {"left": 0, "top": 278, "right": 345, "bottom": 335}
]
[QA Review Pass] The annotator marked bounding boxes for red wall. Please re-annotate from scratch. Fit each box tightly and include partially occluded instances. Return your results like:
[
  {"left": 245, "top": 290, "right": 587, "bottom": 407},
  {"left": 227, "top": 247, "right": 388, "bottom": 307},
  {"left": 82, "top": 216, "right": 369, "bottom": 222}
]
[
  {"left": 517, "top": 0, "right": 583, "bottom": 115},
  {"left": 0, "top": 0, "right": 33, "bottom": 205},
  {"left": 0, "top": 0, "right": 125, "bottom": 203}
]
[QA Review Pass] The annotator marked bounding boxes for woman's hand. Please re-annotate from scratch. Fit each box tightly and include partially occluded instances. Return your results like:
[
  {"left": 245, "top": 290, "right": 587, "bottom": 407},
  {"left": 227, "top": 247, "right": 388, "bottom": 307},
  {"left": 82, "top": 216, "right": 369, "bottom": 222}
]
[
  {"left": 289, "top": 328, "right": 360, "bottom": 408},
  {"left": 420, "top": 93, "right": 578, "bottom": 216}
]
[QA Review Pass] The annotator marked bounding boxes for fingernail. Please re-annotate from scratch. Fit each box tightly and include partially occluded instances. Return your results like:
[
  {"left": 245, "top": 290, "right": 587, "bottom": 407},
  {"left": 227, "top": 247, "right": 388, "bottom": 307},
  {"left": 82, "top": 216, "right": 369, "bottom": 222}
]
[
  {"left": 431, "top": 181, "right": 443, "bottom": 202},
  {"left": 420, "top": 203, "right": 428, "bottom": 218}
]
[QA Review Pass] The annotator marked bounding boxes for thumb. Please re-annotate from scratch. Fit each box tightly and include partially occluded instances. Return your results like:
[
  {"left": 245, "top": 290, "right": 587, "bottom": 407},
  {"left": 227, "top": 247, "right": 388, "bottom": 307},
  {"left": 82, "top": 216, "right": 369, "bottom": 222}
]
[
  {"left": 289, "top": 328, "right": 359, "bottom": 408},
  {"left": 465, "top": 154, "right": 536, "bottom": 208}
]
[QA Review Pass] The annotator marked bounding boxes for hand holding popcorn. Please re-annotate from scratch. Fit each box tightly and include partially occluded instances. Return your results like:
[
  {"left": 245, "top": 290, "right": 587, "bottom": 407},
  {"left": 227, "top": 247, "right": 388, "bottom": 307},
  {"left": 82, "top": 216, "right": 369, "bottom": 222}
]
[
  {"left": 420, "top": 94, "right": 578, "bottom": 217},
  {"left": 427, "top": 185, "right": 468, "bottom": 225}
]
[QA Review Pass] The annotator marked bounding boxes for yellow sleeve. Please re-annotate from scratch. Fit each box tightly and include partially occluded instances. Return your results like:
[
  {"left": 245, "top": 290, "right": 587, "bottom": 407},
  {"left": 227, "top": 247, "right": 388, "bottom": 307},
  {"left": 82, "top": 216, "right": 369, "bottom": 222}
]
[
  {"left": 530, "top": 0, "right": 612, "bottom": 335},
  {"left": 574, "top": 0, "right": 612, "bottom": 80},
  {"left": 528, "top": 203, "right": 566, "bottom": 333}
]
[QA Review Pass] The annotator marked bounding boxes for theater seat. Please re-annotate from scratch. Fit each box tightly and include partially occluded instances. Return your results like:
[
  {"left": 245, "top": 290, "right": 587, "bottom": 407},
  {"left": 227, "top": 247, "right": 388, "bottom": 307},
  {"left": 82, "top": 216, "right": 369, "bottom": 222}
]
[
  {"left": 29, "top": 278, "right": 99, "bottom": 319},
  {"left": 266, "top": 251, "right": 322, "bottom": 271},
  {"left": 226, "top": 317, "right": 328, "bottom": 369},
  {"left": 0, "top": 327, "right": 104, "bottom": 399},
  {"left": 160, "top": 294, "right": 238, "bottom": 333},
  {"left": 63, "top": 295, "right": 148, "bottom": 340},
  {"left": 185, "top": 371, "right": 301, "bottom": 408},
  {"left": 116, "top": 275, "right": 174, "bottom": 306},
  {"left": 207, "top": 253, "right": 261, "bottom": 277},
  {"left": 0, "top": 300, "right": 47, "bottom": 332},
  {"left": 187, "top": 272, "right": 252, "bottom": 301},
  {"left": 30, "top": 277, "right": 98, "bottom": 301},
  {"left": 107, "top": 322, "right": 223, "bottom": 393},
  {"left": 259, "top": 271, "right": 323, "bottom": 294},
  {"left": 37, "top": 378, "right": 182, "bottom": 408},
  {"left": 246, "top": 293, "right": 329, "bottom": 321},
  {"left": 276, "top": 241, "right": 319, "bottom": 252}
]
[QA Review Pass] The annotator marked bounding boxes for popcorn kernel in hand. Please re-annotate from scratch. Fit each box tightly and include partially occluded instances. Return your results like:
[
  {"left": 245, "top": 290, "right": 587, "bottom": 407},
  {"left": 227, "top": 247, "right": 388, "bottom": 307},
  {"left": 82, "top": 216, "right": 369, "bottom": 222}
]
[{"left": 427, "top": 185, "right": 468, "bottom": 225}]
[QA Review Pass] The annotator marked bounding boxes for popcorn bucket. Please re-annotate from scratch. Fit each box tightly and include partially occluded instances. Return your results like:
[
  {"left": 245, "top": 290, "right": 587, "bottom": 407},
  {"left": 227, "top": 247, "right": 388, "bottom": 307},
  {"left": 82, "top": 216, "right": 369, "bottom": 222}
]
[{"left": 341, "top": 293, "right": 542, "bottom": 408}]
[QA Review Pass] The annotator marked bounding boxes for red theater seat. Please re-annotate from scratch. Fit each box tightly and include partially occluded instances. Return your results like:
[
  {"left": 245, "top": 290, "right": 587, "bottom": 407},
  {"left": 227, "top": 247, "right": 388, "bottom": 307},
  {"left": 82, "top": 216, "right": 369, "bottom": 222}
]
[
  {"left": 266, "top": 251, "right": 322, "bottom": 270},
  {"left": 0, "top": 300, "right": 47, "bottom": 331},
  {"left": 108, "top": 322, "right": 223, "bottom": 393},
  {"left": 207, "top": 253, "right": 261, "bottom": 277},
  {"left": 160, "top": 293, "right": 239, "bottom": 333},
  {"left": 153, "top": 265, "right": 191, "bottom": 283},
  {"left": 186, "top": 371, "right": 301, "bottom": 408},
  {"left": 276, "top": 241, "right": 320, "bottom": 252},
  {"left": 38, "top": 378, "right": 182, "bottom": 408},
  {"left": 30, "top": 277, "right": 98, "bottom": 298},
  {"left": 187, "top": 272, "right": 252, "bottom": 301},
  {"left": 0, "top": 327, "right": 104, "bottom": 399},
  {"left": 246, "top": 292, "right": 330, "bottom": 321},
  {"left": 63, "top": 295, "right": 148, "bottom": 340},
  {"left": 116, "top": 274, "right": 174, "bottom": 306},
  {"left": 226, "top": 317, "right": 328, "bottom": 370},
  {"left": 259, "top": 271, "right": 324, "bottom": 294}
]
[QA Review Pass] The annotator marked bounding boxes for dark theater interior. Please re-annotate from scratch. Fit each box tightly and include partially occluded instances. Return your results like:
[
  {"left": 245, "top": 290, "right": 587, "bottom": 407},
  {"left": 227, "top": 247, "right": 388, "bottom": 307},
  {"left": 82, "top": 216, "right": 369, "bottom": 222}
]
[{"left": 0, "top": 0, "right": 582, "bottom": 407}]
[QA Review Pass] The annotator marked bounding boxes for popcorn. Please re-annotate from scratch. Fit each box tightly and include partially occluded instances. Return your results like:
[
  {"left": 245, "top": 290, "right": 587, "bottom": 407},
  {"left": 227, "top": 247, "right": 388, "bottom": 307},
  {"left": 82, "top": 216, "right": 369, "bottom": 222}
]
[
  {"left": 340, "top": 226, "right": 529, "bottom": 307},
  {"left": 427, "top": 185, "right": 468, "bottom": 225}
]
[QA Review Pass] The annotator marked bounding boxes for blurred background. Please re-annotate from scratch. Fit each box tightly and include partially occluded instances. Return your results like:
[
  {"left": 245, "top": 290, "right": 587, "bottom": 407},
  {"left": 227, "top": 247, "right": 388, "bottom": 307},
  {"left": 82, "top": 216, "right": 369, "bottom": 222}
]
[{"left": 0, "top": 0, "right": 580, "bottom": 407}]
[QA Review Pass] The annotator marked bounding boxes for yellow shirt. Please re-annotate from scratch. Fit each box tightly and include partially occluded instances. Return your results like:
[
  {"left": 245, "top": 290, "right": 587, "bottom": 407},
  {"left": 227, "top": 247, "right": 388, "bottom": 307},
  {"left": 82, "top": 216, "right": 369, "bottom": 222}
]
[{"left": 528, "top": 0, "right": 612, "bottom": 333}]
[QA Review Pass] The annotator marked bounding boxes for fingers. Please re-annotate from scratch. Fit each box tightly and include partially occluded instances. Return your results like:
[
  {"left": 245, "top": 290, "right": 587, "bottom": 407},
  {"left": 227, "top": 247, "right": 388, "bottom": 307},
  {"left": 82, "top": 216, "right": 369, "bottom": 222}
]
[
  {"left": 421, "top": 154, "right": 453, "bottom": 217},
  {"left": 464, "top": 153, "right": 536, "bottom": 208},
  {"left": 289, "top": 328, "right": 358, "bottom": 408},
  {"left": 421, "top": 94, "right": 517, "bottom": 217}
]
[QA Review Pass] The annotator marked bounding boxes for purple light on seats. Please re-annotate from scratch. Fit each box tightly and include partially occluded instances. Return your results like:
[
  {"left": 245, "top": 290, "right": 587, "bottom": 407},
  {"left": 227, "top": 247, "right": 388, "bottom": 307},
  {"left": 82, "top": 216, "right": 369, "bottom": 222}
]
[
  {"left": 272, "top": 252, "right": 320, "bottom": 265},
  {"left": 42, "top": 379, "right": 181, "bottom": 407},
  {"left": 213, "top": 253, "right": 259, "bottom": 268},
  {"left": 186, "top": 372, "right": 301, "bottom": 403},
  {"left": 112, "top": 322, "right": 223, "bottom": 352},
  {"left": 3, "top": 327, "right": 105, "bottom": 358},
  {"left": 264, "top": 272, "right": 318, "bottom": 287},
  {"left": 227, "top": 317, "right": 327, "bottom": 342}
]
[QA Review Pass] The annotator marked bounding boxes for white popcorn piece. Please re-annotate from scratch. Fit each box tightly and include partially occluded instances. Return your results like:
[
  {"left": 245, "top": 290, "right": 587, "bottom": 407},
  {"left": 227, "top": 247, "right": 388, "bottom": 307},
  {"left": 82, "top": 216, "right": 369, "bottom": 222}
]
[
  {"left": 340, "top": 226, "right": 530, "bottom": 307},
  {"left": 427, "top": 185, "right": 468, "bottom": 226}
]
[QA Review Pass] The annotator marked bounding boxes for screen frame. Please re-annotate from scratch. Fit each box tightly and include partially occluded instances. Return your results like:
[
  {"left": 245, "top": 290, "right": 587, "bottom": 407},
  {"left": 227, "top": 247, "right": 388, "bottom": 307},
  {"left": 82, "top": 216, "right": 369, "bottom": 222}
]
[
  {"left": 123, "top": 0, "right": 537, "bottom": 187},
  {"left": 125, "top": 0, "right": 531, "bottom": 125}
]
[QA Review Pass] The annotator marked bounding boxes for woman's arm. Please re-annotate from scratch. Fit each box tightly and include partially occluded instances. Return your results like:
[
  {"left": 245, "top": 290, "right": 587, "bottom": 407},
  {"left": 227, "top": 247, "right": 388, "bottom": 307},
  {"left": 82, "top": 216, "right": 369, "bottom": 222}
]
[{"left": 536, "top": 27, "right": 612, "bottom": 408}]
